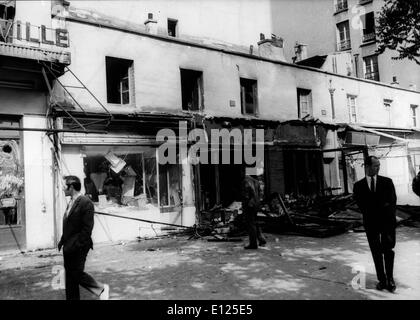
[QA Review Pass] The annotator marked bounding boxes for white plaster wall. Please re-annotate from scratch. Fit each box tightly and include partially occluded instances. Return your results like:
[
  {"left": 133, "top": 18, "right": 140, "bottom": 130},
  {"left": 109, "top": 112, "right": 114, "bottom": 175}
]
[
  {"left": 68, "top": 0, "right": 272, "bottom": 48},
  {"left": 23, "top": 115, "right": 55, "bottom": 250},
  {"left": 62, "top": 19, "right": 420, "bottom": 126}
]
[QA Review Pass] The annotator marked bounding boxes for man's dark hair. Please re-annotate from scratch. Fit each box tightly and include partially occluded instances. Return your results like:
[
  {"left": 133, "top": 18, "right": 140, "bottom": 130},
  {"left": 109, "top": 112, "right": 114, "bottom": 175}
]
[
  {"left": 65, "top": 175, "right": 81, "bottom": 191},
  {"left": 365, "top": 155, "right": 378, "bottom": 166}
]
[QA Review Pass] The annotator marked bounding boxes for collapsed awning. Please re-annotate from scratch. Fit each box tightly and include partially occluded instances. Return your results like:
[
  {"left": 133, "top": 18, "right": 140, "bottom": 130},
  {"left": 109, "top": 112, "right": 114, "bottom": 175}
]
[{"left": 347, "top": 124, "right": 410, "bottom": 143}]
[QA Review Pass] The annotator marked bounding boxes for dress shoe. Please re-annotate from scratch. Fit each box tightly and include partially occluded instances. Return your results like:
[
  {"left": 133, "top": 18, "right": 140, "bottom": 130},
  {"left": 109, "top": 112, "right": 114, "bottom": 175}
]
[
  {"left": 376, "top": 281, "right": 387, "bottom": 291},
  {"left": 244, "top": 244, "right": 258, "bottom": 249},
  {"left": 387, "top": 278, "right": 396, "bottom": 293},
  {"left": 259, "top": 240, "right": 267, "bottom": 246}
]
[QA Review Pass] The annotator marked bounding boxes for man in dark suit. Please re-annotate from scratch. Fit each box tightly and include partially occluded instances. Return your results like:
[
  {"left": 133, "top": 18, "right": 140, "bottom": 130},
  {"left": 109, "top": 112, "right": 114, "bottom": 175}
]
[
  {"left": 58, "top": 175, "right": 109, "bottom": 300},
  {"left": 241, "top": 173, "right": 266, "bottom": 249},
  {"left": 353, "top": 156, "right": 397, "bottom": 292}
]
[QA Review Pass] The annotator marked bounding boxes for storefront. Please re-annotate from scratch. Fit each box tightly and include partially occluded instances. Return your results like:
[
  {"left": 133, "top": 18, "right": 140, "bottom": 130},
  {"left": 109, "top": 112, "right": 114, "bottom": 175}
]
[{"left": 54, "top": 112, "right": 196, "bottom": 243}]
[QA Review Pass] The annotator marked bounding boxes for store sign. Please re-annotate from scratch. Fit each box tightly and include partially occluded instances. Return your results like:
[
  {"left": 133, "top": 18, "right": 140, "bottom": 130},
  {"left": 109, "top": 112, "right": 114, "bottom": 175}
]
[{"left": 0, "top": 19, "right": 69, "bottom": 48}]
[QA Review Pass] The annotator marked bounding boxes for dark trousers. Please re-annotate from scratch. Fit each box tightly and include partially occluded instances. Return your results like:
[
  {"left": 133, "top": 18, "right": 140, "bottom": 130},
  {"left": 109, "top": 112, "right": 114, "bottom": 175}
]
[
  {"left": 63, "top": 246, "right": 104, "bottom": 300},
  {"left": 366, "top": 228, "right": 396, "bottom": 283},
  {"left": 244, "top": 207, "right": 266, "bottom": 247}
]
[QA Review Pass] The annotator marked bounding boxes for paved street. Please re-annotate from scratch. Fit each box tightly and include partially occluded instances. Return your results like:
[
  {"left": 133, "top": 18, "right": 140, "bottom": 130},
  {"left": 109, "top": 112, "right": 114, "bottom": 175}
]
[{"left": 0, "top": 226, "right": 419, "bottom": 300}]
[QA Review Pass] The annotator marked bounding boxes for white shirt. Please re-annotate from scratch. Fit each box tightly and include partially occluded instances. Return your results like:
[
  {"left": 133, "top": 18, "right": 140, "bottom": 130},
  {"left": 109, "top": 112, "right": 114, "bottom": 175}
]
[
  {"left": 64, "top": 192, "right": 81, "bottom": 219},
  {"left": 366, "top": 175, "right": 377, "bottom": 191}
]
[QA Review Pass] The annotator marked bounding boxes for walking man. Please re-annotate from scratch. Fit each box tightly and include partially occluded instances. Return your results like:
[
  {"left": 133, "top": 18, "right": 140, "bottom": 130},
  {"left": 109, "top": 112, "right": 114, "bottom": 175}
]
[
  {"left": 58, "top": 175, "right": 109, "bottom": 300},
  {"left": 241, "top": 173, "right": 266, "bottom": 249},
  {"left": 353, "top": 156, "right": 397, "bottom": 292}
]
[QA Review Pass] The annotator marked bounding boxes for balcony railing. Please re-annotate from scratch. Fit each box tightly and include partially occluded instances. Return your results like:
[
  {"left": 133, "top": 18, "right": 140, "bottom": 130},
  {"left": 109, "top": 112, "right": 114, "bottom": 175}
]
[
  {"left": 365, "top": 71, "right": 379, "bottom": 81},
  {"left": 338, "top": 39, "right": 351, "bottom": 51},
  {"left": 335, "top": 1, "right": 348, "bottom": 13},
  {"left": 362, "top": 31, "right": 376, "bottom": 43}
]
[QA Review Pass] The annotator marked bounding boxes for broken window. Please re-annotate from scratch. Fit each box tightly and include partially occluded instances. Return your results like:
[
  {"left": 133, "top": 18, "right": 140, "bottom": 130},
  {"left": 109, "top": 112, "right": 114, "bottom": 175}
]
[
  {"left": 167, "top": 18, "right": 177, "bottom": 37},
  {"left": 240, "top": 78, "right": 258, "bottom": 115},
  {"left": 297, "top": 88, "right": 312, "bottom": 118},
  {"left": 284, "top": 149, "right": 323, "bottom": 197},
  {"left": 159, "top": 164, "right": 182, "bottom": 208},
  {"left": 180, "top": 68, "right": 204, "bottom": 111},
  {"left": 0, "top": 117, "right": 23, "bottom": 226},
  {"left": 82, "top": 146, "right": 181, "bottom": 212},
  {"left": 106, "top": 56, "right": 134, "bottom": 105}
]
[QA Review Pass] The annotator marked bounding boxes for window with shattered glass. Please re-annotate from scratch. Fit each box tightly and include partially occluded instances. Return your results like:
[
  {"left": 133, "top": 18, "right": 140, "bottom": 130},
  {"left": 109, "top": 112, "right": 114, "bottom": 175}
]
[{"left": 0, "top": 118, "right": 23, "bottom": 226}]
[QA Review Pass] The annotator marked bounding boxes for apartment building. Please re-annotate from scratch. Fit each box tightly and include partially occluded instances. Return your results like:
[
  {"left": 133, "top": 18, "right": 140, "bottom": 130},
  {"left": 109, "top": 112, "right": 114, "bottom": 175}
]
[{"left": 272, "top": 0, "right": 420, "bottom": 90}]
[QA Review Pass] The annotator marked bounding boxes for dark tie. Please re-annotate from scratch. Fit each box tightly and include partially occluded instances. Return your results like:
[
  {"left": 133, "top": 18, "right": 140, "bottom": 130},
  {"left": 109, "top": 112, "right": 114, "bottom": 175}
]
[{"left": 370, "top": 177, "right": 375, "bottom": 193}]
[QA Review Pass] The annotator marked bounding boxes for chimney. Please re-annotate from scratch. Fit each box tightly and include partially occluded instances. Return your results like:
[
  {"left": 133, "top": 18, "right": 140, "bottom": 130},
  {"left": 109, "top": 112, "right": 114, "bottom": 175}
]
[
  {"left": 294, "top": 42, "right": 308, "bottom": 62},
  {"left": 391, "top": 76, "right": 399, "bottom": 87},
  {"left": 257, "top": 34, "right": 286, "bottom": 62},
  {"left": 144, "top": 13, "right": 158, "bottom": 35}
]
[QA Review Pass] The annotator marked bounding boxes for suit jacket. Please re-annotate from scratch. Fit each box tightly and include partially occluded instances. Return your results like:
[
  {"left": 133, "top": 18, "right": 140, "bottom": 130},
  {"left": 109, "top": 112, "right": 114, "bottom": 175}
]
[
  {"left": 353, "top": 175, "right": 397, "bottom": 232},
  {"left": 59, "top": 195, "right": 94, "bottom": 253}
]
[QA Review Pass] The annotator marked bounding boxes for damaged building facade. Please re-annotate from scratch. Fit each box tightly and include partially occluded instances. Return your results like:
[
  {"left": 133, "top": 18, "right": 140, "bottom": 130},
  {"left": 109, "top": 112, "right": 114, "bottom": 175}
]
[{"left": 1, "top": 0, "right": 420, "bottom": 251}]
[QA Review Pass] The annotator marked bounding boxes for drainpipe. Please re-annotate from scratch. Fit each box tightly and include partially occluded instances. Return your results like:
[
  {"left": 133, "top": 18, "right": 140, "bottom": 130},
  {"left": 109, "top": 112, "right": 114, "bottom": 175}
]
[
  {"left": 354, "top": 54, "right": 359, "bottom": 78},
  {"left": 328, "top": 80, "right": 336, "bottom": 120}
]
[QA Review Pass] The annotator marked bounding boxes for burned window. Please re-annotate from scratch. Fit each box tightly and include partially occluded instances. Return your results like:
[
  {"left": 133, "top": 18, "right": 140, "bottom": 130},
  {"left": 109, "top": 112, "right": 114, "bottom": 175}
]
[
  {"left": 240, "top": 78, "right": 258, "bottom": 115},
  {"left": 106, "top": 56, "right": 134, "bottom": 105},
  {"left": 297, "top": 88, "right": 312, "bottom": 118},
  {"left": 82, "top": 146, "right": 181, "bottom": 211},
  {"left": 159, "top": 164, "right": 182, "bottom": 207},
  {"left": 168, "top": 18, "right": 177, "bottom": 37},
  {"left": 0, "top": 118, "right": 23, "bottom": 226},
  {"left": 180, "top": 68, "right": 204, "bottom": 111}
]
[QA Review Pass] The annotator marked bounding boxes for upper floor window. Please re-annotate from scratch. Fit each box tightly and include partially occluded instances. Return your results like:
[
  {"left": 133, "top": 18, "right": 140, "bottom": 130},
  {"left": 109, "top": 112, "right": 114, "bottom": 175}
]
[
  {"left": 347, "top": 95, "right": 357, "bottom": 123},
  {"left": 384, "top": 99, "right": 392, "bottom": 126},
  {"left": 363, "top": 55, "right": 379, "bottom": 81},
  {"left": 297, "top": 88, "right": 312, "bottom": 118},
  {"left": 106, "top": 57, "right": 134, "bottom": 105},
  {"left": 337, "top": 20, "right": 351, "bottom": 51},
  {"left": 361, "top": 12, "right": 376, "bottom": 43},
  {"left": 411, "top": 104, "right": 418, "bottom": 127},
  {"left": 359, "top": 0, "right": 373, "bottom": 5},
  {"left": 180, "top": 68, "right": 204, "bottom": 111},
  {"left": 240, "top": 78, "right": 258, "bottom": 115},
  {"left": 0, "top": 1, "right": 16, "bottom": 43},
  {"left": 168, "top": 18, "right": 178, "bottom": 37},
  {"left": 335, "top": 0, "right": 348, "bottom": 13}
]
